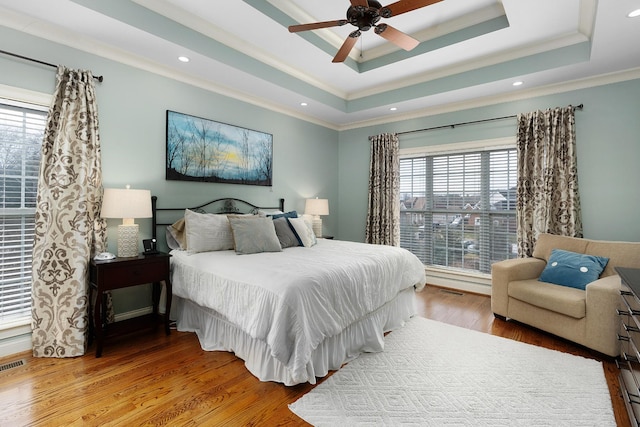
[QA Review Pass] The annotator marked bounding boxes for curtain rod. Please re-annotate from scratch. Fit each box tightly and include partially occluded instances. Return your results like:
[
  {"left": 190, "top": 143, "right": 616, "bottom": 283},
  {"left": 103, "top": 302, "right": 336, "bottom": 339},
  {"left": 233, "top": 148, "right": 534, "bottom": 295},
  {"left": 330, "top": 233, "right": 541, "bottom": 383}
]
[
  {"left": 0, "top": 49, "right": 104, "bottom": 83},
  {"left": 397, "top": 104, "right": 583, "bottom": 136}
]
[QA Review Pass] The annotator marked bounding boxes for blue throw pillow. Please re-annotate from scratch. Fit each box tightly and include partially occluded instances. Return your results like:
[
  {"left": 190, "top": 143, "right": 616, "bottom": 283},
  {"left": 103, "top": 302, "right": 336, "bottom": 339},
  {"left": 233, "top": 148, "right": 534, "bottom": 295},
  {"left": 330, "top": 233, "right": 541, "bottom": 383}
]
[
  {"left": 538, "top": 249, "right": 609, "bottom": 290},
  {"left": 269, "top": 210, "right": 298, "bottom": 220}
]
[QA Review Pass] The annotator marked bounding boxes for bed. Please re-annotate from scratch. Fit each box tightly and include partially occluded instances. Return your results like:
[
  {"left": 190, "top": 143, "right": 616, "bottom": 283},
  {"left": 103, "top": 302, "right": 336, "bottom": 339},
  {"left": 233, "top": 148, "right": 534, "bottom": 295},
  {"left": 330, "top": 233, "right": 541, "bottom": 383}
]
[{"left": 152, "top": 197, "right": 426, "bottom": 385}]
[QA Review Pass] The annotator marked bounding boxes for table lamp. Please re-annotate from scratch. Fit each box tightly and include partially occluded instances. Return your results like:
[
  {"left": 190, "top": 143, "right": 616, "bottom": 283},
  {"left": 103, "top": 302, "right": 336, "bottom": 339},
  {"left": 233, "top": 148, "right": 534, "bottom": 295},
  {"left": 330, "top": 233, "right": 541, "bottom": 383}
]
[
  {"left": 101, "top": 186, "right": 152, "bottom": 257},
  {"left": 304, "top": 197, "right": 329, "bottom": 237}
]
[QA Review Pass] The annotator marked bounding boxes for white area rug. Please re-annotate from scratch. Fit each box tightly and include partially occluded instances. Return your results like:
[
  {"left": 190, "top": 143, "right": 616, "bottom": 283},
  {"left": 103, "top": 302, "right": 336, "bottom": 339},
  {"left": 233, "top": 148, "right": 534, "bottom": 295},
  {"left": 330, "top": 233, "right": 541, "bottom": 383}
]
[{"left": 289, "top": 317, "right": 615, "bottom": 426}]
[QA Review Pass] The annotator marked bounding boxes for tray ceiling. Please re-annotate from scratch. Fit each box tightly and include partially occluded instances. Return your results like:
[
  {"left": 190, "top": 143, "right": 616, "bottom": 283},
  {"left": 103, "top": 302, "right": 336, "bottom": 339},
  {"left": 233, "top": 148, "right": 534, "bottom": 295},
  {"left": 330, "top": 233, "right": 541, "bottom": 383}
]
[{"left": 0, "top": 0, "right": 638, "bottom": 129}]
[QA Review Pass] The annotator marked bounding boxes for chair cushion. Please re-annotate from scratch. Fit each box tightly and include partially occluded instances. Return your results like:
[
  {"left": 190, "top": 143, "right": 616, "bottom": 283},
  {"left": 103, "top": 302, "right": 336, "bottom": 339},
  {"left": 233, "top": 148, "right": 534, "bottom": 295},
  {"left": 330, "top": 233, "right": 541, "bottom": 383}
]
[{"left": 508, "top": 279, "right": 586, "bottom": 319}]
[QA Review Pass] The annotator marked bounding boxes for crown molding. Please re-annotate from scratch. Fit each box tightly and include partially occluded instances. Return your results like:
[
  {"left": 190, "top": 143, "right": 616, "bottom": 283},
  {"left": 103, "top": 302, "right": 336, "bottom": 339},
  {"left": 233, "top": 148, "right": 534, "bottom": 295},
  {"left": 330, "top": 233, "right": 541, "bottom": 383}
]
[
  {"left": 337, "top": 67, "right": 640, "bottom": 131},
  {"left": 1, "top": 3, "right": 636, "bottom": 132},
  {"left": 362, "top": 2, "right": 506, "bottom": 61},
  {"left": 348, "top": 30, "right": 588, "bottom": 101},
  {"left": 133, "top": 0, "right": 348, "bottom": 99},
  {"left": 0, "top": 5, "right": 339, "bottom": 130},
  {"left": 267, "top": 0, "right": 350, "bottom": 52}
]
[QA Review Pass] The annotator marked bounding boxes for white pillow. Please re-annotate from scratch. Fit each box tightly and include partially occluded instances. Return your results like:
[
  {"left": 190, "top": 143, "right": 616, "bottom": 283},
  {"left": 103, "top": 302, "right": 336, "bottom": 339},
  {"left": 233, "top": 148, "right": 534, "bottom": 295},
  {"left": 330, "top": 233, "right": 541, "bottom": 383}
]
[
  {"left": 257, "top": 209, "right": 284, "bottom": 217},
  {"left": 287, "top": 217, "right": 317, "bottom": 247},
  {"left": 184, "top": 209, "right": 234, "bottom": 253}
]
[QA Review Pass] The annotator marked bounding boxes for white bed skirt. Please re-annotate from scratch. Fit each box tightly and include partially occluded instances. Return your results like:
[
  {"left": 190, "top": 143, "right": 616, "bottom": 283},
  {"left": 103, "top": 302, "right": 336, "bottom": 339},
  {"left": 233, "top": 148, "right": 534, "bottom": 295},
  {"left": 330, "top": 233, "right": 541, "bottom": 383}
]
[{"left": 174, "top": 287, "right": 418, "bottom": 386}]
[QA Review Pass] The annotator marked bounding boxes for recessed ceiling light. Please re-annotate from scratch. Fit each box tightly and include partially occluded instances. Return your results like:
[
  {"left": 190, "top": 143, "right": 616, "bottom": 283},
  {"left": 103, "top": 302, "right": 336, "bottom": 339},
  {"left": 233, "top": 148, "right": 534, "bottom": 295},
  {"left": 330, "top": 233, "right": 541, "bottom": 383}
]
[
  {"left": 389, "top": 107, "right": 397, "bottom": 111},
  {"left": 300, "top": 102, "right": 308, "bottom": 107},
  {"left": 178, "top": 56, "right": 190, "bottom": 63},
  {"left": 628, "top": 9, "right": 640, "bottom": 18},
  {"left": 512, "top": 81, "right": 524, "bottom": 86}
]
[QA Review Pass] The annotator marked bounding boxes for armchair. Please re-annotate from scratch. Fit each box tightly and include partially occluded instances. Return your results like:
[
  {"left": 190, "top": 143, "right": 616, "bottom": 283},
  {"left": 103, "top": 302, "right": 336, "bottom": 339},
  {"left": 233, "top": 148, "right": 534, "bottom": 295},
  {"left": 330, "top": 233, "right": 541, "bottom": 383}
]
[{"left": 491, "top": 233, "right": 640, "bottom": 357}]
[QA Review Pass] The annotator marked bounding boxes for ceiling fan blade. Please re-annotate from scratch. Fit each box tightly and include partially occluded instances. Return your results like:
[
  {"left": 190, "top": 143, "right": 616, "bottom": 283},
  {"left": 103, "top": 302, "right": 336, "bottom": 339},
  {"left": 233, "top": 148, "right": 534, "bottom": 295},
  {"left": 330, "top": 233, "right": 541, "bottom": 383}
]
[
  {"left": 350, "top": 0, "right": 370, "bottom": 7},
  {"left": 289, "top": 19, "right": 348, "bottom": 33},
  {"left": 381, "top": 0, "right": 442, "bottom": 18},
  {"left": 332, "top": 31, "right": 361, "bottom": 63},
  {"left": 374, "top": 24, "right": 419, "bottom": 50}
]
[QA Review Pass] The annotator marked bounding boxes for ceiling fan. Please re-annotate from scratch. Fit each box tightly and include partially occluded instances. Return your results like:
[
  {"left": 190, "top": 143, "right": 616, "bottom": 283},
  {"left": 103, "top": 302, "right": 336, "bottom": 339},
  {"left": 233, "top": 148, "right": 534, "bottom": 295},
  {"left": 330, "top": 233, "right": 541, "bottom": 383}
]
[{"left": 288, "top": 0, "right": 442, "bottom": 63}]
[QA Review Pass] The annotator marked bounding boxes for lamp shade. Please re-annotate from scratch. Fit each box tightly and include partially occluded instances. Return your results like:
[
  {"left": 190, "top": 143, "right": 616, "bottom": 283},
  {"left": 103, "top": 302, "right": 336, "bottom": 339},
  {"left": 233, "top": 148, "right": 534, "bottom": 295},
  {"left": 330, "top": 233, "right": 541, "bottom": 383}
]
[
  {"left": 101, "top": 188, "right": 152, "bottom": 220},
  {"left": 101, "top": 187, "right": 152, "bottom": 257},
  {"left": 305, "top": 198, "right": 329, "bottom": 216}
]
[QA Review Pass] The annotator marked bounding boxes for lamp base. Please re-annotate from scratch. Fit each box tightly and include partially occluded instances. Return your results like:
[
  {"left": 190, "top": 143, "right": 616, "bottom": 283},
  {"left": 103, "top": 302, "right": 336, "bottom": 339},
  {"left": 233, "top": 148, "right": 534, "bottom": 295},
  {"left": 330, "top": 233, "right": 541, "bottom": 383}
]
[
  {"left": 311, "top": 216, "right": 322, "bottom": 238},
  {"left": 117, "top": 224, "right": 139, "bottom": 257}
]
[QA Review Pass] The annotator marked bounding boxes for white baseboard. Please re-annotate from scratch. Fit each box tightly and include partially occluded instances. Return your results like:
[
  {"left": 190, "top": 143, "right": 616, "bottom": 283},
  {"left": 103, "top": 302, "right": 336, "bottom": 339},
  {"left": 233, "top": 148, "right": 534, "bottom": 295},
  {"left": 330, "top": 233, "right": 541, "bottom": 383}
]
[
  {"left": 0, "top": 333, "right": 32, "bottom": 359},
  {"left": 425, "top": 268, "right": 492, "bottom": 296},
  {"left": 0, "top": 306, "right": 155, "bottom": 359},
  {"left": 114, "top": 307, "right": 153, "bottom": 322},
  {"left": 429, "top": 279, "right": 492, "bottom": 296}
]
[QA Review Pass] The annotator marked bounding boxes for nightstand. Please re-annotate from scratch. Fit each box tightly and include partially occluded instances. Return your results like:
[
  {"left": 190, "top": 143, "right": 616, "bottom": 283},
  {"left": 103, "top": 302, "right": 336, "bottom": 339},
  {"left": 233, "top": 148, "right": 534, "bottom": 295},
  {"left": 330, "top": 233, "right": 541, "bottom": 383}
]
[{"left": 89, "top": 252, "right": 172, "bottom": 357}]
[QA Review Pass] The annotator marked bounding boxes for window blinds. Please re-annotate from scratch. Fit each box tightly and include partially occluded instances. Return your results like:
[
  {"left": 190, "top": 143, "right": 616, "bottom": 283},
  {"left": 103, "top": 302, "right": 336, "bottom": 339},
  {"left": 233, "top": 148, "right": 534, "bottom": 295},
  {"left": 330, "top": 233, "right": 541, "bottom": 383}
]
[
  {"left": 0, "top": 101, "right": 46, "bottom": 324},
  {"left": 399, "top": 147, "right": 517, "bottom": 274}
]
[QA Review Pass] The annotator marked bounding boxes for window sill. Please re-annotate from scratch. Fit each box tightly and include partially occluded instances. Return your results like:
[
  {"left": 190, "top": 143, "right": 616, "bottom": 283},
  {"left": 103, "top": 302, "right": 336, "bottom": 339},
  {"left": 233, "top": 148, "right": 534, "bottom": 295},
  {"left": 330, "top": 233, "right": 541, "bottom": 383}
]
[
  {"left": 0, "top": 318, "right": 31, "bottom": 337},
  {"left": 424, "top": 266, "right": 491, "bottom": 295}
]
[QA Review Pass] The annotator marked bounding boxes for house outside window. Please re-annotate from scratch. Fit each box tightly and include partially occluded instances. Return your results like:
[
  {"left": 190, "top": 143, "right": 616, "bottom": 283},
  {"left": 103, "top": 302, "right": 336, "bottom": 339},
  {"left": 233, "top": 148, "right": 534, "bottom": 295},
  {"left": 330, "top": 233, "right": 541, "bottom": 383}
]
[
  {"left": 0, "top": 98, "right": 47, "bottom": 326},
  {"left": 399, "top": 138, "right": 518, "bottom": 275}
]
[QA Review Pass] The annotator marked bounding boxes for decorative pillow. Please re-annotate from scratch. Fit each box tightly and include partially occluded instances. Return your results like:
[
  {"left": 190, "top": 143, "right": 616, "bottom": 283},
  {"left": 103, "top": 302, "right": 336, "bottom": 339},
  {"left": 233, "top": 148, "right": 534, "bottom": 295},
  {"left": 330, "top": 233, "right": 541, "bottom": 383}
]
[
  {"left": 228, "top": 215, "right": 283, "bottom": 254},
  {"left": 538, "top": 249, "right": 609, "bottom": 290},
  {"left": 257, "top": 209, "right": 284, "bottom": 217},
  {"left": 166, "top": 217, "right": 186, "bottom": 250},
  {"left": 270, "top": 210, "right": 298, "bottom": 220},
  {"left": 287, "top": 217, "right": 317, "bottom": 247},
  {"left": 272, "top": 217, "right": 302, "bottom": 248},
  {"left": 184, "top": 209, "right": 234, "bottom": 253}
]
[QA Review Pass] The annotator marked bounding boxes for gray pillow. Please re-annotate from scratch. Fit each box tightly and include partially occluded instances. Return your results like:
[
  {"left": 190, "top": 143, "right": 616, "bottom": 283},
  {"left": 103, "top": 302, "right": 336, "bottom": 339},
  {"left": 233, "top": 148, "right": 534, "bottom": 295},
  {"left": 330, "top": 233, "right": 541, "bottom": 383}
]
[
  {"left": 185, "top": 209, "right": 234, "bottom": 253},
  {"left": 273, "top": 217, "right": 301, "bottom": 248},
  {"left": 228, "top": 215, "right": 283, "bottom": 254}
]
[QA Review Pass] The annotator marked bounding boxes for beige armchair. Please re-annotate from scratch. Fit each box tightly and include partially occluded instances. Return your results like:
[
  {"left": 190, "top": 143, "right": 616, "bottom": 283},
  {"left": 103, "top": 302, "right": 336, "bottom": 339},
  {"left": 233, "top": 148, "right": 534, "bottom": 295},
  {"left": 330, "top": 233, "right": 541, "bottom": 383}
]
[{"left": 491, "top": 233, "right": 640, "bottom": 357}]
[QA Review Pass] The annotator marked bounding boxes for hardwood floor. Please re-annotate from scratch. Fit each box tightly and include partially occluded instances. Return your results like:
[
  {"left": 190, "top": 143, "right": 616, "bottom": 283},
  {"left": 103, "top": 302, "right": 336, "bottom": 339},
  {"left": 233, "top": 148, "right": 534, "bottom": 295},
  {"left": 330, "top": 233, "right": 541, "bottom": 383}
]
[{"left": 0, "top": 285, "right": 630, "bottom": 426}]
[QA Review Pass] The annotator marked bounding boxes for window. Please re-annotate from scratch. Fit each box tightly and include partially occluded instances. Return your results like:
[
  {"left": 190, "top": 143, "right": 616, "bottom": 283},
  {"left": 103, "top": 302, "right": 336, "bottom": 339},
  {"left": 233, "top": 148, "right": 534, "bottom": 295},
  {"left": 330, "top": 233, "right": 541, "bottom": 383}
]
[
  {"left": 0, "top": 98, "right": 47, "bottom": 325},
  {"left": 399, "top": 141, "right": 517, "bottom": 275}
]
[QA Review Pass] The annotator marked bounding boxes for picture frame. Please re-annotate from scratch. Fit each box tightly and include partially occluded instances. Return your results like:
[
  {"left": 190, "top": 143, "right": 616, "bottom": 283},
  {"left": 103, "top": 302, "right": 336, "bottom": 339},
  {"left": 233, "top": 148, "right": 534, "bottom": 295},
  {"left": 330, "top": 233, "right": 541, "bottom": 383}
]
[{"left": 166, "top": 110, "right": 273, "bottom": 186}]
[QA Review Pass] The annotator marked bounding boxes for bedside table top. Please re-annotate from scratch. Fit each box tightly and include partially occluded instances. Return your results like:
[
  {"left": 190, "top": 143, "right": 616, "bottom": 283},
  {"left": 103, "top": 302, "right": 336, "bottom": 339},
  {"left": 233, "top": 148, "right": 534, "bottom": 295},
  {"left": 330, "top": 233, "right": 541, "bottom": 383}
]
[{"left": 92, "top": 252, "right": 171, "bottom": 265}]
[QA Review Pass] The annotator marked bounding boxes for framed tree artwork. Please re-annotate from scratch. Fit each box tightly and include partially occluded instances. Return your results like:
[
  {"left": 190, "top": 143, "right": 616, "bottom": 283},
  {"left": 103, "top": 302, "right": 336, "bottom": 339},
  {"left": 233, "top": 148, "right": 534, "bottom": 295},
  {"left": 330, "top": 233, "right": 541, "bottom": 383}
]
[{"left": 166, "top": 110, "right": 273, "bottom": 186}]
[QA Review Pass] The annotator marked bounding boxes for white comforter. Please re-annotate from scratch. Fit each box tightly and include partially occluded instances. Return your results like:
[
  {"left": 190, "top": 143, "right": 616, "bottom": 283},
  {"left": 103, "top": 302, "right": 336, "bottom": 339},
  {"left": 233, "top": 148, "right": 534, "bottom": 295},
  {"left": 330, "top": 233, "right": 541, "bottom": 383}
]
[{"left": 170, "top": 239, "right": 425, "bottom": 383}]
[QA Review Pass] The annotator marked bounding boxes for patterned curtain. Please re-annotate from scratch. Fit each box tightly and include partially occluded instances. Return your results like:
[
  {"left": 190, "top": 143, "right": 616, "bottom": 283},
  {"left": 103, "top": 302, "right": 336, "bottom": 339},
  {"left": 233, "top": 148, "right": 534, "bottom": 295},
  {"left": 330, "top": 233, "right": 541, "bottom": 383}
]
[
  {"left": 365, "top": 133, "right": 400, "bottom": 246},
  {"left": 515, "top": 105, "right": 583, "bottom": 257},
  {"left": 31, "top": 66, "right": 107, "bottom": 357}
]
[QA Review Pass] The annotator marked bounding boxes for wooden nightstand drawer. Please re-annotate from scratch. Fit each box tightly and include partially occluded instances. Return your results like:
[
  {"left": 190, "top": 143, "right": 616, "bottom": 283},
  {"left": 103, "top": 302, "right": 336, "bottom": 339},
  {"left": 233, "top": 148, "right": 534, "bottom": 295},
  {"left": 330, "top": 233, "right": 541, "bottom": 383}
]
[{"left": 98, "top": 261, "right": 168, "bottom": 290}]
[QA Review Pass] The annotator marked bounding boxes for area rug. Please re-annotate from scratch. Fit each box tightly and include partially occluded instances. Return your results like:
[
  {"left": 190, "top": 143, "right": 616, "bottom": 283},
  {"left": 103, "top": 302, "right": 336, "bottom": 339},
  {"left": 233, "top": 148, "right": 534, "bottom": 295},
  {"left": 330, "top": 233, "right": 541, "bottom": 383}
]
[{"left": 289, "top": 317, "right": 616, "bottom": 426}]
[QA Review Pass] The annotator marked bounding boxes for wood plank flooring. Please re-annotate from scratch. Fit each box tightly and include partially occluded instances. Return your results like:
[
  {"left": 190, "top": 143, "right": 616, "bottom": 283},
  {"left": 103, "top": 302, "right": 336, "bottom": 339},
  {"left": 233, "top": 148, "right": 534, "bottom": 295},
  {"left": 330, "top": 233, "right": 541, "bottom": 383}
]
[{"left": 0, "top": 285, "right": 630, "bottom": 426}]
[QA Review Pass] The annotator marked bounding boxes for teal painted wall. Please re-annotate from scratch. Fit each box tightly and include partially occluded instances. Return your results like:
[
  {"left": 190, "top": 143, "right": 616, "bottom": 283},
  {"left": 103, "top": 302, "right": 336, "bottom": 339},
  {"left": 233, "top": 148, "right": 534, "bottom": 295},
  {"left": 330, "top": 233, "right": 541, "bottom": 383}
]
[
  {"left": 338, "top": 79, "right": 640, "bottom": 243},
  {"left": 1, "top": 27, "right": 338, "bottom": 316},
  {"left": 2, "top": 24, "right": 640, "bottom": 320}
]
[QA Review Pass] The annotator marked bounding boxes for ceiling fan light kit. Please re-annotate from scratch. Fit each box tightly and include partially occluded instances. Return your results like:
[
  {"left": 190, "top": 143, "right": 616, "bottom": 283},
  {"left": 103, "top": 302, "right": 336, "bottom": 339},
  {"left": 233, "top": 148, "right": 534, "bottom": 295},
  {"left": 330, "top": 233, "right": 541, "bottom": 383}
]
[{"left": 288, "top": 0, "right": 442, "bottom": 63}]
